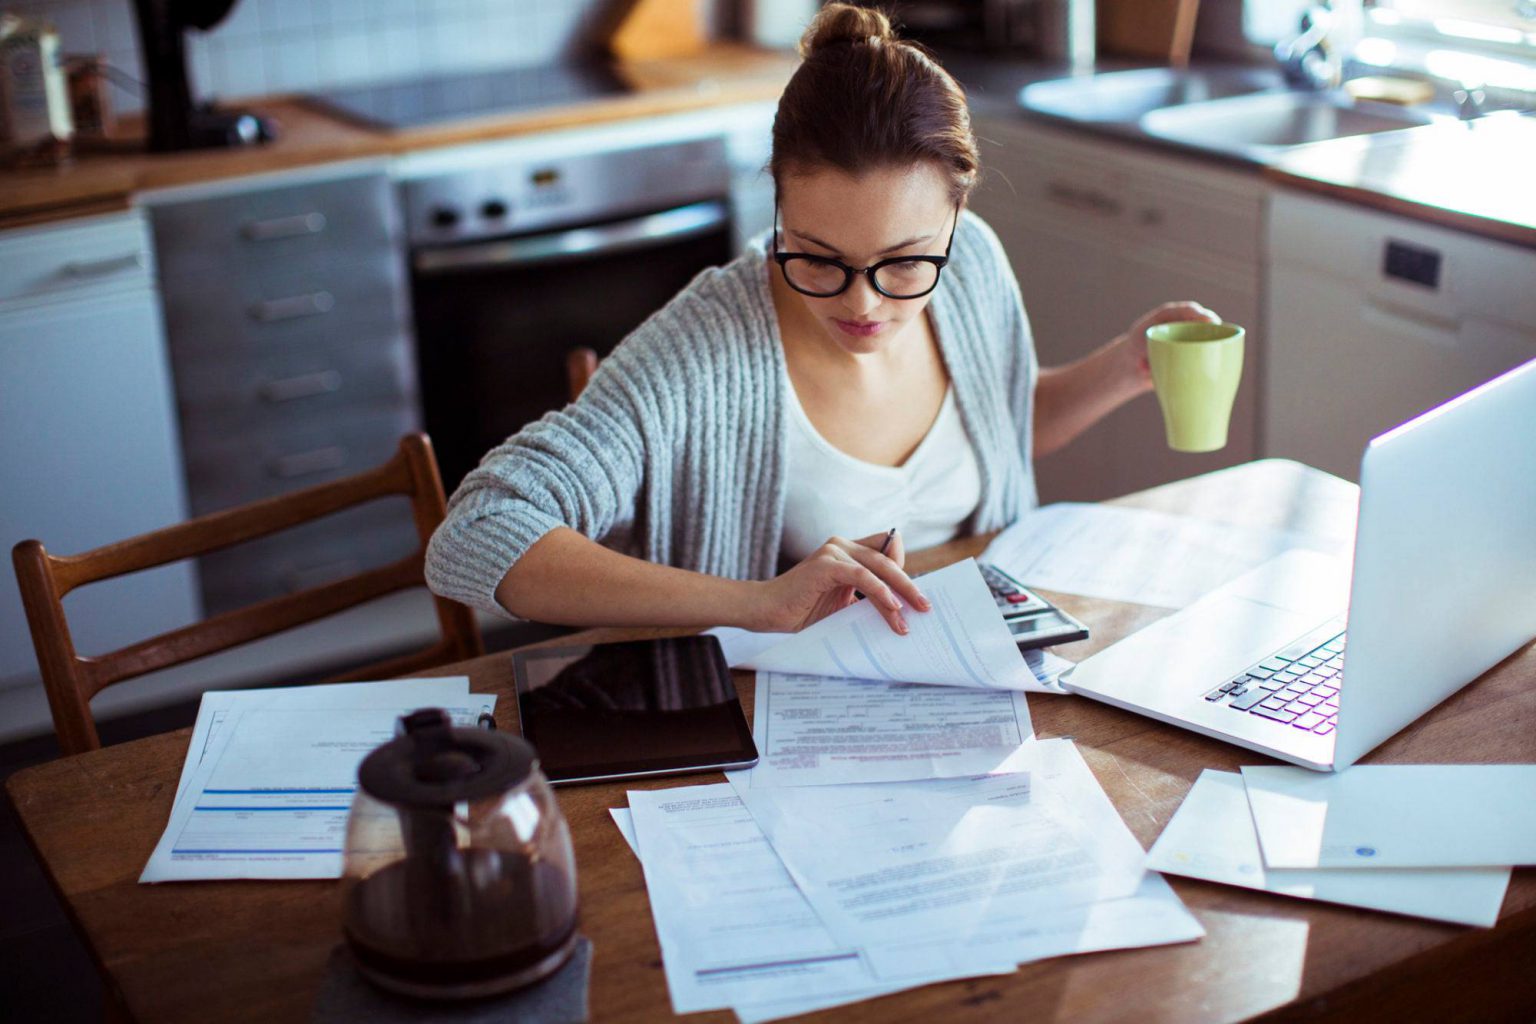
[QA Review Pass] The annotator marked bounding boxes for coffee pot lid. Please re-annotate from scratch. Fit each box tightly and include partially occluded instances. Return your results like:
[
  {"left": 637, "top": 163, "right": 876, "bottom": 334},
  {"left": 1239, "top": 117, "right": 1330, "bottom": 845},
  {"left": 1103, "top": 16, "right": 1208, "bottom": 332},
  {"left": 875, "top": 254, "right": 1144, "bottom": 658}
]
[{"left": 357, "top": 708, "right": 536, "bottom": 808}]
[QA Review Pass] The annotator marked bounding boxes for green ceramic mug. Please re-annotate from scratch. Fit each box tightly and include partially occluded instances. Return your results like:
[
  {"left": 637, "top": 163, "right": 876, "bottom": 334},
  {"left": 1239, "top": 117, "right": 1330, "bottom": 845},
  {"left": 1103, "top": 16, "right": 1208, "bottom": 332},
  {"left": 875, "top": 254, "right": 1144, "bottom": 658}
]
[{"left": 1146, "top": 321, "right": 1245, "bottom": 453}]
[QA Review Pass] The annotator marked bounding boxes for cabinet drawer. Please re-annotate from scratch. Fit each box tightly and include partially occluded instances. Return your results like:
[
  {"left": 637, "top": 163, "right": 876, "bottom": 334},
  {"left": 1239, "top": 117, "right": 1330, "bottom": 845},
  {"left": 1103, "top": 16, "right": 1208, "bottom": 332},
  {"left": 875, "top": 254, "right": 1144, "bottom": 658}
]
[
  {"left": 0, "top": 210, "right": 153, "bottom": 307},
  {"left": 160, "top": 253, "right": 409, "bottom": 361},
  {"left": 150, "top": 173, "right": 400, "bottom": 282},
  {"left": 181, "top": 407, "right": 420, "bottom": 515},
  {"left": 197, "top": 501, "right": 420, "bottom": 615},
  {"left": 173, "top": 331, "right": 417, "bottom": 434}
]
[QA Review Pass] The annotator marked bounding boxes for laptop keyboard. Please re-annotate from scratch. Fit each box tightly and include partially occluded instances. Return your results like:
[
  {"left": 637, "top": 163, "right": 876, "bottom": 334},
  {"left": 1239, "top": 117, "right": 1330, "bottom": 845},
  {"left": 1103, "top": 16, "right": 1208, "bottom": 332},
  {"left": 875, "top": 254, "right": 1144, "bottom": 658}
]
[{"left": 1202, "top": 619, "right": 1347, "bottom": 736}]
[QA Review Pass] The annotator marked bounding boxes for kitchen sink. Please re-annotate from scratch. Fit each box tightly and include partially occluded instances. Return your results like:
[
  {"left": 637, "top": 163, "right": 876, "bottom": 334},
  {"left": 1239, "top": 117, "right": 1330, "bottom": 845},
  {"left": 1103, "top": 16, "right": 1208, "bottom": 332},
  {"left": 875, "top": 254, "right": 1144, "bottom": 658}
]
[
  {"left": 1139, "top": 90, "right": 1437, "bottom": 158},
  {"left": 1020, "top": 67, "right": 1284, "bottom": 124}
]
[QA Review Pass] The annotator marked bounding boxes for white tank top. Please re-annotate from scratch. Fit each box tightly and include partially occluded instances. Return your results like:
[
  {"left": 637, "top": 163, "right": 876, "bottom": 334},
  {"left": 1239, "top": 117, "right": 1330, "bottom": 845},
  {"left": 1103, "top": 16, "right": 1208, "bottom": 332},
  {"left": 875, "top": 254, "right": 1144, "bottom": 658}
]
[{"left": 780, "top": 381, "right": 983, "bottom": 564}]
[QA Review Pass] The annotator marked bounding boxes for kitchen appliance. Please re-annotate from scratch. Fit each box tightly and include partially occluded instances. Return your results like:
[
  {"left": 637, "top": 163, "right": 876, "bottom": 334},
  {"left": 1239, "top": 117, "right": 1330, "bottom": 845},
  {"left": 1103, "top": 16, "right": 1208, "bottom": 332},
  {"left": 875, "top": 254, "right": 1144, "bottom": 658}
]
[
  {"left": 344, "top": 709, "right": 579, "bottom": 998},
  {"left": 309, "top": 62, "right": 631, "bottom": 132},
  {"left": 405, "top": 133, "right": 733, "bottom": 490},
  {"left": 129, "top": 0, "right": 275, "bottom": 151}
]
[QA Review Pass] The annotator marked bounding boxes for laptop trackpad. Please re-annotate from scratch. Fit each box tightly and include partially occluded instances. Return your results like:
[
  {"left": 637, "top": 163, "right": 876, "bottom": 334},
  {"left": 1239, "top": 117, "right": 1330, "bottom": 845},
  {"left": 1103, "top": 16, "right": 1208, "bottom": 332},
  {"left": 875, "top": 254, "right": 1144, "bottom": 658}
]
[{"left": 1065, "top": 550, "right": 1350, "bottom": 709}]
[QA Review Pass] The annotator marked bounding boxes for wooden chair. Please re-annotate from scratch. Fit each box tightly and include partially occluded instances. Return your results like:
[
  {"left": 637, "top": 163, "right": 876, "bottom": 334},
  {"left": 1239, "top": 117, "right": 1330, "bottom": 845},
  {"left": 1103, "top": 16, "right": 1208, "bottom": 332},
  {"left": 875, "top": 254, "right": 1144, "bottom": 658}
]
[
  {"left": 12, "top": 433, "right": 483, "bottom": 756},
  {"left": 567, "top": 346, "right": 600, "bottom": 401}
]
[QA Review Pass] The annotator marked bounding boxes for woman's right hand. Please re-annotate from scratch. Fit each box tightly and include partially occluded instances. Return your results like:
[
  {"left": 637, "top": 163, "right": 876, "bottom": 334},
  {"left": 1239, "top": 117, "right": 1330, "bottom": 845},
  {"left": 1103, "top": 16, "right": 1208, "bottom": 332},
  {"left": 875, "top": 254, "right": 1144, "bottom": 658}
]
[{"left": 747, "top": 531, "right": 931, "bottom": 635}]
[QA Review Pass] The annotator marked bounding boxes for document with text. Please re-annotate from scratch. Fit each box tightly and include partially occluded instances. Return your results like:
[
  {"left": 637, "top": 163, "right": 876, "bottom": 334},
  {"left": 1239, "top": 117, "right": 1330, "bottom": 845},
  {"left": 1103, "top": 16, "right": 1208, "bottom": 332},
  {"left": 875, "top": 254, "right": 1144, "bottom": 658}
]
[
  {"left": 725, "top": 671, "right": 1033, "bottom": 789},
  {"left": 982, "top": 503, "right": 1344, "bottom": 609},
  {"left": 736, "top": 739, "right": 1151, "bottom": 978},
  {"left": 744, "top": 559, "right": 1036, "bottom": 691},
  {"left": 625, "top": 784, "right": 1012, "bottom": 1017}
]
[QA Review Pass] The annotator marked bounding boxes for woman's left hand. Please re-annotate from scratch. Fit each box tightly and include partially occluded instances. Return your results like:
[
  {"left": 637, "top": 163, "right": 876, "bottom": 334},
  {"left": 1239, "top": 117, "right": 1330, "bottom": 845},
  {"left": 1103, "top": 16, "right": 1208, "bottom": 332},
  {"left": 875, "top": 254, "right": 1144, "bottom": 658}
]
[{"left": 1111, "top": 301, "right": 1222, "bottom": 395}]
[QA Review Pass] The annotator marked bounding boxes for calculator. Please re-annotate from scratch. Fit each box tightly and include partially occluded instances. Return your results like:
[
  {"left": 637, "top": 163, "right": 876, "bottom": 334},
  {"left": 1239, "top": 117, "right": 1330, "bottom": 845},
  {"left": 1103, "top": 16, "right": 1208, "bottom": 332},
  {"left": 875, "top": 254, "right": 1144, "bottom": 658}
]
[{"left": 979, "top": 562, "right": 1090, "bottom": 651}]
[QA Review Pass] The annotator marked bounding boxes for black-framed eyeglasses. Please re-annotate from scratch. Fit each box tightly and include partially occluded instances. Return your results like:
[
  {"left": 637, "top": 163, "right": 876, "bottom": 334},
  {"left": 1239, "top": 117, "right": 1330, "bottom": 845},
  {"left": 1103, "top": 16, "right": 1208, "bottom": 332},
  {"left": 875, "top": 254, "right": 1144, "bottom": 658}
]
[{"left": 772, "top": 201, "right": 959, "bottom": 300}]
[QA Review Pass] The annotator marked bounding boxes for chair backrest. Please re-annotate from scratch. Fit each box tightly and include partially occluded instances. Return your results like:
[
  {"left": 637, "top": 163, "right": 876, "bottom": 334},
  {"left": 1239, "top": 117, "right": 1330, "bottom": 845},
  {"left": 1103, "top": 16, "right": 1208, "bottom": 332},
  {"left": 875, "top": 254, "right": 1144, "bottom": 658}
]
[
  {"left": 567, "top": 347, "right": 599, "bottom": 401},
  {"left": 12, "top": 433, "right": 483, "bottom": 756}
]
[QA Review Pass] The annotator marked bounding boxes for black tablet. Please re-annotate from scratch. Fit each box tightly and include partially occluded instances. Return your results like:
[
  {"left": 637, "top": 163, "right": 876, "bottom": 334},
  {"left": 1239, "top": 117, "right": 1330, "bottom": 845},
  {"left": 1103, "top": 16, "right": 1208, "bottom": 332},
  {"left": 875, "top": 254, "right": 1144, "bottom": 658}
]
[{"left": 510, "top": 636, "right": 758, "bottom": 786}]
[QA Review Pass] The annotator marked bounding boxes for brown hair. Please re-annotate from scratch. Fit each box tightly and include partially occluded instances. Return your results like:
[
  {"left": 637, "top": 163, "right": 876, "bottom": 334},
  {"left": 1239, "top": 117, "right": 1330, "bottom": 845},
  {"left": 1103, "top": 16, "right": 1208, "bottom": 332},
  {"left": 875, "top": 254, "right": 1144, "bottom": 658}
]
[{"left": 770, "top": 4, "right": 980, "bottom": 204}]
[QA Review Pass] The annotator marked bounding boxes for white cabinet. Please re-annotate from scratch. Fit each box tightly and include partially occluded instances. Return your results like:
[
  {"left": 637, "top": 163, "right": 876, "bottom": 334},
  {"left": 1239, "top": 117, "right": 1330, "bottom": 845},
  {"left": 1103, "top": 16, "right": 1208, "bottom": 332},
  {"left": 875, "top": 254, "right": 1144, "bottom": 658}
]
[
  {"left": 1265, "top": 190, "right": 1536, "bottom": 481},
  {"left": 0, "top": 210, "right": 200, "bottom": 695},
  {"left": 969, "top": 116, "right": 1265, "bottom": 502}
]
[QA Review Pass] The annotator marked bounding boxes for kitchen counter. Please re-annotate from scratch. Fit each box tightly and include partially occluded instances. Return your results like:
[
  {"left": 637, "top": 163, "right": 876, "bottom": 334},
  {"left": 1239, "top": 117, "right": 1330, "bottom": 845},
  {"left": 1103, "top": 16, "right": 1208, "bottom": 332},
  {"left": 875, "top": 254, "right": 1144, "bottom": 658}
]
[
  {"left": 0, "top": 44, "right": 798, "bottom": 227},
  {"left": 1263, "top": 113, "right": 1536, "bottom": 250}
]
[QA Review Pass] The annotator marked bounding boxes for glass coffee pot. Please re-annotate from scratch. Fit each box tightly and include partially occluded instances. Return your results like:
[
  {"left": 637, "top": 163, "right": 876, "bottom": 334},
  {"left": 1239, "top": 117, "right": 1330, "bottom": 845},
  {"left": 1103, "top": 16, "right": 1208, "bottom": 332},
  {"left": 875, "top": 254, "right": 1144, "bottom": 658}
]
[{"left": 342, "top": 709, "right": 579, "bottom": 999}]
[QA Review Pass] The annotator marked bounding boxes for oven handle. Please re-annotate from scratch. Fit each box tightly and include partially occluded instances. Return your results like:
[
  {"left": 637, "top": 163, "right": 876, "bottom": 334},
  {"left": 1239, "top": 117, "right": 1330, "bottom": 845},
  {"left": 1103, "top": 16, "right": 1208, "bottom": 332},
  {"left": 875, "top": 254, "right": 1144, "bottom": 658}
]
[{"left": 412, "top": 200, "right": 729, "bottom": 275}]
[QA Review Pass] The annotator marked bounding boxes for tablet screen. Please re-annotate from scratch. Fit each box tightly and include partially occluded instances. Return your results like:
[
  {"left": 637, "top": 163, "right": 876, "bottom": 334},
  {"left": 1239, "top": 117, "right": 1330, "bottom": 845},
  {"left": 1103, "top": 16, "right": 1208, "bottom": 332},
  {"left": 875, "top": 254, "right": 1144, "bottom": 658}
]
[{"left": 511, "top": 636, "right": 758, "bottom": 785}]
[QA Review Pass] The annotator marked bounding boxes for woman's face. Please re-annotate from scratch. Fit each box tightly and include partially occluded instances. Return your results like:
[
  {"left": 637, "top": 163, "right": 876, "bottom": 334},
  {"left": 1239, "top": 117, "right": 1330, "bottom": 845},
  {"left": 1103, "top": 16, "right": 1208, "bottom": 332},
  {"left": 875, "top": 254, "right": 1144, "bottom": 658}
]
[{"left": 776, "top": 162, "right": 956, "bottom": 357}]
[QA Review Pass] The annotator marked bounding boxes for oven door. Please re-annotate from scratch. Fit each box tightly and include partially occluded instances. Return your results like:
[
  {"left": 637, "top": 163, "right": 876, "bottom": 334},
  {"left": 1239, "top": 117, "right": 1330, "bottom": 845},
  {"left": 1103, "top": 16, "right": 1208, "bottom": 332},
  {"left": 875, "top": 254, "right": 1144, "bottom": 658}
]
[{"left": 411, "top": 199, "right": 733, "bottom": 490}]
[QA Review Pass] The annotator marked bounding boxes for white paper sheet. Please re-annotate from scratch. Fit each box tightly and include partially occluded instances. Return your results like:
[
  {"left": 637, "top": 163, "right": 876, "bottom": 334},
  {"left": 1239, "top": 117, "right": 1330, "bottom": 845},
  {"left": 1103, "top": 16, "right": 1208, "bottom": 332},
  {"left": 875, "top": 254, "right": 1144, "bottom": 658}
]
[
  {"left": 982, "top": 503, "right": 1342, "bottom": 609},
  {"left": 1241, "top": 764, "right": 1536, "bottom": 869},
  {"left": 741, "top": 559, "right": 1035, "bottom": 691},
  {"left": 143, "top": 694, "right": 495, "bottom": 882},
  {"left": 626, "top": 783, "right": 1013, "bottom": 1016},
  {"left": 736, "top": 739, "right": 1150, "bottom": 978},
  {"left": 173, "top": 678, "right": 475, "bottom": 804},
  {"left": 725, "top": 671, "right": 1033, "bottom": 789},
  {"left": 1149, "top": 771, "right": 1511, "bottom": 927}
]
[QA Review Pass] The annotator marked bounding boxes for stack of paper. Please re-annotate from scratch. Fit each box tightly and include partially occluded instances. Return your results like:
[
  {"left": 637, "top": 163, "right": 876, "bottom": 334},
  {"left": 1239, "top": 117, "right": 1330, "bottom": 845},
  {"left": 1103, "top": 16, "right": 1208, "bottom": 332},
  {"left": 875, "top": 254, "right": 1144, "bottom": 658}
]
[
  {"left": 981, "top": 502, "right": 1347, "bottom": 610},
  {"left": 1148, "top": 766, "right": 1527, "bottom": 926},
  {"left": 141, "top": 678, "right": 496, "bottom": 883}
]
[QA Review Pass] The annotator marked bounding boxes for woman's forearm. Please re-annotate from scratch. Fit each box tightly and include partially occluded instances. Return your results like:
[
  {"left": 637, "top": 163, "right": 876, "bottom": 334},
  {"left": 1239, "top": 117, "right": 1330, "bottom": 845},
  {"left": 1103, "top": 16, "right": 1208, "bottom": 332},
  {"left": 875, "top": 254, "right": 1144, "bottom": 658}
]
[
  {"left": 495, "top": 526, "right": 767, "bottom": 630},
  {"left": 1033, "top": 336, "right": 1149, "bottom": 458}
]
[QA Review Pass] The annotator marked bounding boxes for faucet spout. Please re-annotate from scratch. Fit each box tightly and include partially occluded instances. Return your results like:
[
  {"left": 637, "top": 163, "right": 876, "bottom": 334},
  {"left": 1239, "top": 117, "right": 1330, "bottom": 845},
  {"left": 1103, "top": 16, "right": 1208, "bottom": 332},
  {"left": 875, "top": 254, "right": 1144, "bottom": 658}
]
[{"left": 1275, "top": 5, "right": 1340, "bottom": 91}]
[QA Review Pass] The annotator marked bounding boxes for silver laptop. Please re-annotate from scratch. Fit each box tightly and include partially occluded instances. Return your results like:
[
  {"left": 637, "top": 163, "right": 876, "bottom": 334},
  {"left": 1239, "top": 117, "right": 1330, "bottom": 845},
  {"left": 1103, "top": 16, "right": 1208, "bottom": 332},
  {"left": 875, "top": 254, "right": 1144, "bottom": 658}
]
[{"left": 1061, "top": 357, "right": 1536, "bottom": 771}]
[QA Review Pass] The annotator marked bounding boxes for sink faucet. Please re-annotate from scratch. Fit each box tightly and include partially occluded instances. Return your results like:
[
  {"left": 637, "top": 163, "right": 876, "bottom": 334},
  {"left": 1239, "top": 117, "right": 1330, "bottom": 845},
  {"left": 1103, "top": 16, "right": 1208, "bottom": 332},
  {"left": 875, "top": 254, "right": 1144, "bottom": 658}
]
[{"left": 1275, "top": 4, "right": 1341, "bottom": 90}]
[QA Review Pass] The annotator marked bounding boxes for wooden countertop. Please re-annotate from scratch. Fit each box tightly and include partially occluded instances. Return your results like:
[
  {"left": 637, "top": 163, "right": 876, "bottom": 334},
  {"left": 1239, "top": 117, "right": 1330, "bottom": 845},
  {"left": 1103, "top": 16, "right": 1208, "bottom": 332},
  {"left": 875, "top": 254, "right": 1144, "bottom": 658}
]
[
  {"left": 0, "top": 45, "right": 798, "bottom": 228},
  {"left": 1264, "top": 113, "right": 1536, "bottom": 250}
]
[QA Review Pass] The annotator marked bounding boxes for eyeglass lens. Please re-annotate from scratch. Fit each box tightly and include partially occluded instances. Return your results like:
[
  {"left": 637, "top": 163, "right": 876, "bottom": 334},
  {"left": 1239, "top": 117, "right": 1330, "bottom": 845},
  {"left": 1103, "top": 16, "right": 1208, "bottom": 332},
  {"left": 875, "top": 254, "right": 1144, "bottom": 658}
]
[{"left": 782, "top": 257, "right": 941, "bottom": 299}]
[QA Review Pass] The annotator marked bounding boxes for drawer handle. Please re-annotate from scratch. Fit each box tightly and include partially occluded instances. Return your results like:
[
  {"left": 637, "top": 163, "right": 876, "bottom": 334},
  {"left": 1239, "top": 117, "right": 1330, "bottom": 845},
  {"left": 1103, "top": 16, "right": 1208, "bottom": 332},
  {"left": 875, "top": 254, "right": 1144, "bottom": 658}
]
[
  {"left": 259, "top": 370, "right": 343, "bottom": 403},
  {"left": 249, "top": 291, "right": 335, "bottom": 323},
  {"left": 62, "top": 252, "right": 147, "bottom": 278},
  {"left": 268, "top": 446, "right": 346, "bottom": 479},
  {"left": 241, "top": 212, "right": 327, "bottom": 242},
  {"left": 1045, "top": 181, "right": 1121, "bottom": 216}
]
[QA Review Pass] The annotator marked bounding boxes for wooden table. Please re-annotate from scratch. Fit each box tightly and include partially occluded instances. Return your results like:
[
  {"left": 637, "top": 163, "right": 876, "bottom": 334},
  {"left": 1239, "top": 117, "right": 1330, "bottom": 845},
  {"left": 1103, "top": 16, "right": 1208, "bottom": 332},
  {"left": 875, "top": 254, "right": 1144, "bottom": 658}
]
[{"left": 9, "top": 460, "right": 1535, "bottom": 1022}]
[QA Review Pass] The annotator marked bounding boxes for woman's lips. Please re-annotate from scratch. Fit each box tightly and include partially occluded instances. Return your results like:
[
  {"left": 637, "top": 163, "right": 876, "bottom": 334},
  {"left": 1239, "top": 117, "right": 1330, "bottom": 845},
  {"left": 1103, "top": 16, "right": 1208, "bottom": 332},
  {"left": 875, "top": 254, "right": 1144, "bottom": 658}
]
[{"left": 833, "top": 318, "right": 886, "bottom": 338}]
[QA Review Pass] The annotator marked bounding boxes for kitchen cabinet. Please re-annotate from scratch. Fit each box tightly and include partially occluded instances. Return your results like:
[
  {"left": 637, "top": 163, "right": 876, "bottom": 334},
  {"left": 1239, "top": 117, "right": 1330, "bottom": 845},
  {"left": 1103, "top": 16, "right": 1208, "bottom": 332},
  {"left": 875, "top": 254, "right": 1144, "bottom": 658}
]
[
  {"left": 969, "top": 116, "right": 1265, "bottom": 503},
  {"left": 0, "top": 211, "right": 200, "bottom": 694},
  {"left": 145, "top": 164, "right": 421, "bottom": 614},
  {"left": 1265, "top": 189, "right": 1536, "bottom": 481}
]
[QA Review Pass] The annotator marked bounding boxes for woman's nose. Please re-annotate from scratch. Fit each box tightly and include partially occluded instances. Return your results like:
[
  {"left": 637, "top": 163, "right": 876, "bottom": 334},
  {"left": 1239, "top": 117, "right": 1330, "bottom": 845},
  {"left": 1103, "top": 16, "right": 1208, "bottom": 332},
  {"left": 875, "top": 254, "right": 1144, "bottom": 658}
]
[{"left": 840, "top": 273, "right": 882, "bottom": 316}]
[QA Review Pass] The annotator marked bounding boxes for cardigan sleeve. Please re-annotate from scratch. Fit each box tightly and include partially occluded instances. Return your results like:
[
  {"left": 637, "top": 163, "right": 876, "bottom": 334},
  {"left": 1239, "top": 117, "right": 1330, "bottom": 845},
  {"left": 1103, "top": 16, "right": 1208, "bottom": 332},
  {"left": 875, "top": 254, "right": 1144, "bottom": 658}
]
[
  {"left": 963, "top": 212, "right": 1040, "bottom": 484},
  {"left": 423, "top": 320, "right": 661, "bottom": 617}
]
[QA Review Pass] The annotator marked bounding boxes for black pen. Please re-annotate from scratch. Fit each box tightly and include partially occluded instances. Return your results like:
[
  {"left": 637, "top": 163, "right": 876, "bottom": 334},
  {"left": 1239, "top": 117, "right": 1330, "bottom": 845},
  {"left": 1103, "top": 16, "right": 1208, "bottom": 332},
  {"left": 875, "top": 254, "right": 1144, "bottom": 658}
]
[{"left": 855, "top": 528, "right": 898, "bottom": 600}]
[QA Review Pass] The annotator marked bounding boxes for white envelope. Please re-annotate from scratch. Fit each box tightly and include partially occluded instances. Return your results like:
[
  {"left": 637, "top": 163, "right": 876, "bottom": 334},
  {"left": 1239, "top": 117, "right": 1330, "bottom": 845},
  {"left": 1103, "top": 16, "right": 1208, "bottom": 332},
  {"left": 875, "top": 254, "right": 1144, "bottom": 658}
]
[
  {"left": 1149, "top": 771, "right": 1510, "bottom": 927},
  {"left": 1241, "top": 764, "right": 1536, "bottom": 869}
]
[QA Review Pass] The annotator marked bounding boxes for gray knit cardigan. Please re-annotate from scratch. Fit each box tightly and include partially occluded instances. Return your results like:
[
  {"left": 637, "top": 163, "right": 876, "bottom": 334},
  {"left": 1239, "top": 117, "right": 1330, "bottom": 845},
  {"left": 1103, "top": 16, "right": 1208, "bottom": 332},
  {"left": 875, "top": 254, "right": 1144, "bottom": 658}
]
[{"left": 424, "top": 210, "right": 1039, "bottom": 617}]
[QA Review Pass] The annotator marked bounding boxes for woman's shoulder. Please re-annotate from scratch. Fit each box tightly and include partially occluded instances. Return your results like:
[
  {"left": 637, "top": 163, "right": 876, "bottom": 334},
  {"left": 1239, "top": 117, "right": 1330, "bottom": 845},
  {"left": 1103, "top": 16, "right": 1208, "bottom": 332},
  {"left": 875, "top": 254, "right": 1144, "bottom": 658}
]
[
  {"left": 947, "top": 209, "right": 1014, "bottom": 293},
  {"left": 585, "top": 244, "right": 778, "bottom": 397}
]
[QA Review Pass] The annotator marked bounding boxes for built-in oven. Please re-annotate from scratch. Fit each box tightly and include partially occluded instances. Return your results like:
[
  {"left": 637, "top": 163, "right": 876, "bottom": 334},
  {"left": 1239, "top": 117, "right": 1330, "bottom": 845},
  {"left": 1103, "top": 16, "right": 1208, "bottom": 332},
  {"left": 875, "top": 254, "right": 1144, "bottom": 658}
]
[{"left": 404, "top": 136, "right": 734, "bottom": 490}]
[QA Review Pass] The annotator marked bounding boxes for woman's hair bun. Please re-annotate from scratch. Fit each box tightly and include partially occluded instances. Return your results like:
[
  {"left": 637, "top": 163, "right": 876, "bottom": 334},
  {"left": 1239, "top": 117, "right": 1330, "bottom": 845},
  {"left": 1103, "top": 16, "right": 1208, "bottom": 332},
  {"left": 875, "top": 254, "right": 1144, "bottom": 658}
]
[{"left": 798, "top": 3, "right": 896, "bottom": 58}]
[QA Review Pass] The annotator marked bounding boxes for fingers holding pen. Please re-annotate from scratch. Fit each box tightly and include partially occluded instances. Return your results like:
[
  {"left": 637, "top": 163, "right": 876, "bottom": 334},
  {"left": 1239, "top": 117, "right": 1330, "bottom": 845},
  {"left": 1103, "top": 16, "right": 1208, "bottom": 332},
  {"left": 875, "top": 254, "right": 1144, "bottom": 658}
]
[{"left": 842, "top": 533, "right": 930, "bottom": 614}]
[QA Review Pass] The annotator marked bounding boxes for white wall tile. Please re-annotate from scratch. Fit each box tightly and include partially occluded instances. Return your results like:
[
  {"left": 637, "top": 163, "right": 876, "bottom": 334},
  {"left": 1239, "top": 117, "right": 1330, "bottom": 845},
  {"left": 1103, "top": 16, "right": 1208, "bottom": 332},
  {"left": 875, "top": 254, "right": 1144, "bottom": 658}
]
[{"left": 22, "top": 0, "right": 621, "bottom": 109}]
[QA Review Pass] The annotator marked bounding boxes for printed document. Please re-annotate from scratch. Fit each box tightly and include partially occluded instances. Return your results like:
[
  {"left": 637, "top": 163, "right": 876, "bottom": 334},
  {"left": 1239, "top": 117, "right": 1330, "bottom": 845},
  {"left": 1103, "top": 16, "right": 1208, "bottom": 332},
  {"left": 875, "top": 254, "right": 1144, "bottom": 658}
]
[
  {"left": 173, "top": 677, "right": 475, "bottom": 803},
  {"left": 735, "top": 739, "right": 1151, "bottom": 977},
  {"left": 725, "top": 671, "right": 1032, "bottom": 789},
  {"left": 143, "top": 692, "right": 495, "bottom": 882},
  {"left": 625, "top": 783, "right": 1012, "bottom": 1016},
  {"left": 1149, "top": 771, "right": 1511, "bottom": 927},
  {"left": 1241, "top": 764, "right": 1536, "bottom": 868},
  {"left": 744, "top": 559, "right": 1036, "bottom": 690},
  {"left": 982, "top": 503, "right": 1342, "bottom": 609}
]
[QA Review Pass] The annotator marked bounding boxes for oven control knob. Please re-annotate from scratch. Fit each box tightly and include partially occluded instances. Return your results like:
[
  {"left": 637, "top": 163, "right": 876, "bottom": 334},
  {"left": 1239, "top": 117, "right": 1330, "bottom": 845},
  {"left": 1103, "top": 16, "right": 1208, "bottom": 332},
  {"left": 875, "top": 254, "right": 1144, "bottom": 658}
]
[
  {"left": 431, "top": 206, "right": 461, "bottom": 229},
  {"left": 481, "top": 199, "right": 509, "bottom": 220}
]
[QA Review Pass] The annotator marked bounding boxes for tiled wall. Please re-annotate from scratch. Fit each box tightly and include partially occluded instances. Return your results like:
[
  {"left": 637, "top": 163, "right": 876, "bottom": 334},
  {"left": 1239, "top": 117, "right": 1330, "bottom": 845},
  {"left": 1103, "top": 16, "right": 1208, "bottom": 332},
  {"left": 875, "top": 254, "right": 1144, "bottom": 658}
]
[{"left": 10, "top": 0, "right": 637, "bottom": 114}]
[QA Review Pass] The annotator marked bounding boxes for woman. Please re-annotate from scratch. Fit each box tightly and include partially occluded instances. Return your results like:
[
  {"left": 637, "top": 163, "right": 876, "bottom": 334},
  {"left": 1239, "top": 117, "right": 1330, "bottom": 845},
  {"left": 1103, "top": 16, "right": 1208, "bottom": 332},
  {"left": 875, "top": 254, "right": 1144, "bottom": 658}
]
[{"left": 425, "top": 4, "right": 1217, "bottom": 637}]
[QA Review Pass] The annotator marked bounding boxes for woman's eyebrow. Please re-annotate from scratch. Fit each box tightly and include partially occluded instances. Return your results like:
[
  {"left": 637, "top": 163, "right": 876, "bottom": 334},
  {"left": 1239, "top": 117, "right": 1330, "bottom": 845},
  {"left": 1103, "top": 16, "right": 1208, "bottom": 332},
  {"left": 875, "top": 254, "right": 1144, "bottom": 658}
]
[{"left": 793, "top": 228, "right": 938, "bottom": 257}]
